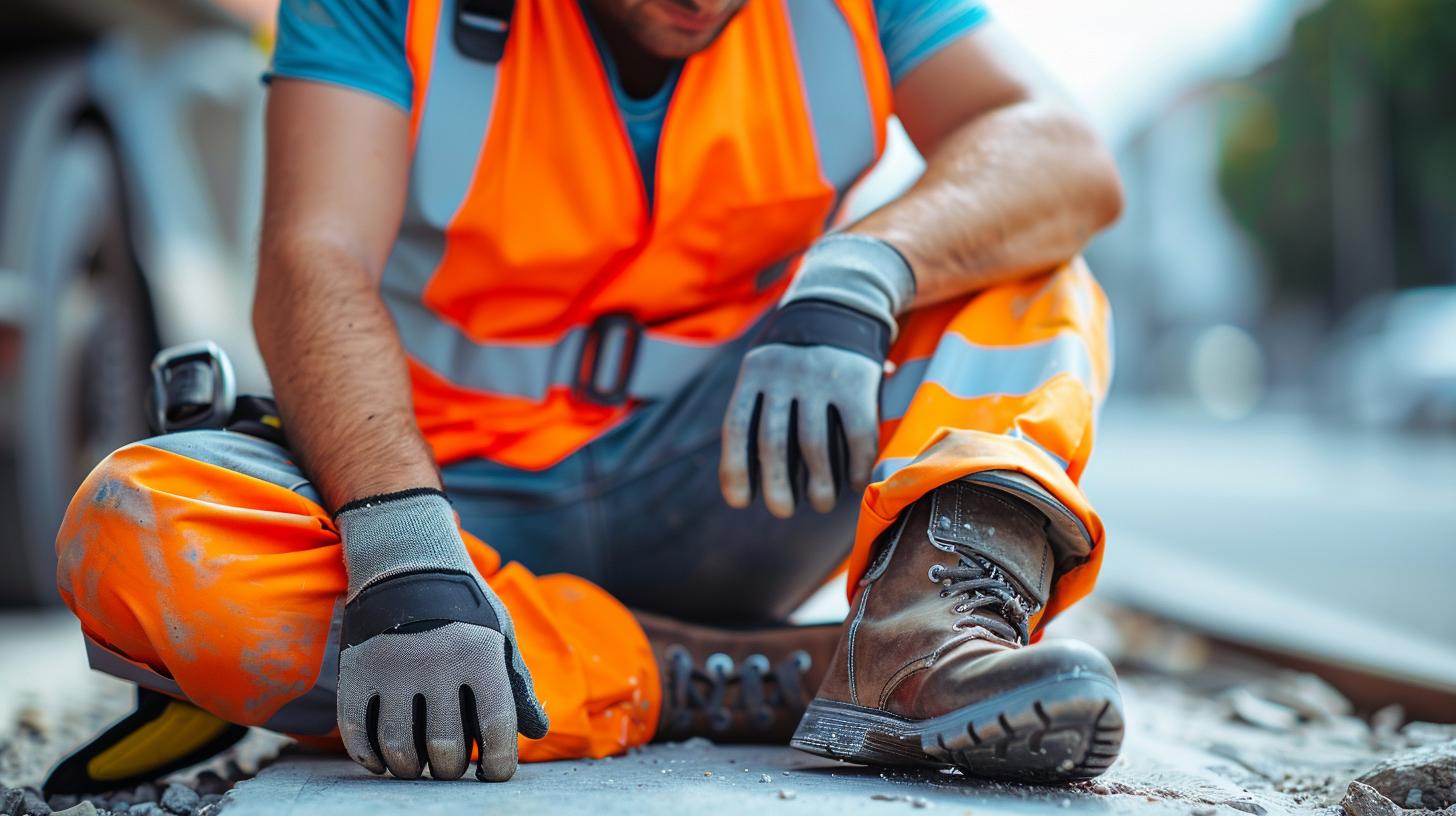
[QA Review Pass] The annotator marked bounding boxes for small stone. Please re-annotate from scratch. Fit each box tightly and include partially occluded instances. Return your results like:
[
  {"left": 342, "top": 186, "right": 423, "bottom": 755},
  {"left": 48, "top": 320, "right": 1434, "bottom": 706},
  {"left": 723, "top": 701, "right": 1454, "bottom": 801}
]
[
  {"left": 1401, "top": 721, "right": 1456, "bottom": 746},
  {"left": 1371, "top": 705, "right": 1405, "bottom": 740},
  {"left": 1341, "top": 781, "right": 1400, "bottom": 816},
  {"left": 1224, "top": 801, "right": 1265, "bottom": 815},
  {"left": 1, "top": 788, "right": 27, "bottom": 815},
  {"left": 781, "top": 771, "right": 791, "bottom": 776},
  {"left": 1356, "top": 739, "right": 1456, "bottom": 809},
  {"left": 110, "top": 804, "right": 131, "bottom": 815},
  {"left": 127, "top": 805, "right": 166, "bottom": 816},
  {"left": 159, "top": 785, "right": 199, "bottom": 815},
  {"left": 703, "top": 772, "right": 712, "bottom": 778},
  {"left": 1227, "top": 688, "right": 1299, "bottom": 731},
  {"left": 1257, "top": 671, "right": 1353, "bottom": 720},
  {"left": 47, "top": 797, "right": 79, "bottom": 812},
  {"left": 759, "top": 774, "right": 772, "bottom": 783},
  {"left": 190, "top": 773, "right": 228, "bottom": 798},
  {"left": 1403, "top": 789, "right": 1422, "bottom": 809},
  {"left": 197, "top": 796, "right": 221, "bottom": 808},
  {"left": 19, "top": 788, "right": 51, "bottom": 816},
  {"left": 777, "top": 790, "right": 796, "bottom": 801},
  {"left": 51, "top": 803, "right": 99, "bottom": 816},
  {"left": 910, "top": 798, "right": 930, "bottom": 809},
  {"left": 1190, "top": 807, "right": 1217, "bottom": 816}
]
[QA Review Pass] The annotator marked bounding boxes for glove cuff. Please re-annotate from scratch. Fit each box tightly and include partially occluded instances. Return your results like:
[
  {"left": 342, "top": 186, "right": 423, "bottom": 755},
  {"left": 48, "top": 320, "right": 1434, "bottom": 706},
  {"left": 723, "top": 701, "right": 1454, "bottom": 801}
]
[
  {"left": 754, "top": 299, "right": 891, "bottom": 362},
  {"left": 337, "top": 489, "right": 473, "bottom": 602},
  {"left": 782, "top": 233, "right": 916, "bottom": 340}
]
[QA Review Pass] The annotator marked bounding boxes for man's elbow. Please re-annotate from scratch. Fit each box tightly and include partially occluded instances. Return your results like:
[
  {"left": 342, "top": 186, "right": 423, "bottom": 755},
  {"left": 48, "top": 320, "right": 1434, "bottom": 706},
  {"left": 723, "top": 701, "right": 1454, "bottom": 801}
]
[
  {"left": 252, "top": 232, "right": 301, "bottom": 343},
  {"left": 251, "top": 229, "right": 362, "bottom": 346},
  {"left": 1084, "top": 140, "right": 1125, "bottom": 234},
  {"left": 1061, "top": 110, "right": 1125, "bottom": 235},
  {"left": 255, "top": 227, "right": 376, "bottom": 301}
]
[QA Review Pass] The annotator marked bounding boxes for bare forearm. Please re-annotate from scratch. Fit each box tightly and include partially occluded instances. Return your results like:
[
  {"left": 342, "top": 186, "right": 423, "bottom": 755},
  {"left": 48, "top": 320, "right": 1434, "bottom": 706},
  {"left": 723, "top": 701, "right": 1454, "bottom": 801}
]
[
  {"left": 254, "top": 242, "right": 439, "bottom": 512},
  {"left": 852, "top": 102, "right": 1123, "bottom": 308}
]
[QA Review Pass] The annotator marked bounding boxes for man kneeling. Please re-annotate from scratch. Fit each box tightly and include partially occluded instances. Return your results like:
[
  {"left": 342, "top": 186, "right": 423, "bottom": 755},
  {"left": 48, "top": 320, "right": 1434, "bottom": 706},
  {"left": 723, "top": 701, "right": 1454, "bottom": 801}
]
[{"left": 48, "top": 0, "right": 1125, "bottom": 790}]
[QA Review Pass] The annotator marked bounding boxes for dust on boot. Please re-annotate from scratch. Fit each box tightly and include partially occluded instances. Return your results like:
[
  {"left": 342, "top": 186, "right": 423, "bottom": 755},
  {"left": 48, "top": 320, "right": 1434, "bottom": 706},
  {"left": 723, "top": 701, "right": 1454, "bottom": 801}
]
[
  {"left": 791, "top": 477, "right": 1124, "bottom": 782},
  {"left": 635, "top": 609, "right": 841, "bottom": 745}
]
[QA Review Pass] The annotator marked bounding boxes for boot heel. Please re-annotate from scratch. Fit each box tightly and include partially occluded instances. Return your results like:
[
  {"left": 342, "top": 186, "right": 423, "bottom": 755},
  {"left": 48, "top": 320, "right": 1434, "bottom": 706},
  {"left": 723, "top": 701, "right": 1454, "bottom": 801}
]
[
  {"left": 792, "top": 700, "right": 936, "bottom": 767},
  {"left": 790, "top": 700, "right": 871, "bottom": 760}
]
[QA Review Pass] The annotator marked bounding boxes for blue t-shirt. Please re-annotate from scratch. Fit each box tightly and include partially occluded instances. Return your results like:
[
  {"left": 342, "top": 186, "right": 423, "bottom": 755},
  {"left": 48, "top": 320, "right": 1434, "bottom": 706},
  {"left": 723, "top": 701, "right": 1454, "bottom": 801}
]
[{"left": 269, "top": 0, "right": 988, "bottom": 202}]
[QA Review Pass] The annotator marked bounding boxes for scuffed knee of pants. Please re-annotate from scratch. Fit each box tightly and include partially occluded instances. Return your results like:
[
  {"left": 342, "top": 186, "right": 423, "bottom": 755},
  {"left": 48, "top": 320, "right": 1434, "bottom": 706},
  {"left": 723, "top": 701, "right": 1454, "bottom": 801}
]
[{"left": 53, "top": 441, "right": 166, "bottom": 613}]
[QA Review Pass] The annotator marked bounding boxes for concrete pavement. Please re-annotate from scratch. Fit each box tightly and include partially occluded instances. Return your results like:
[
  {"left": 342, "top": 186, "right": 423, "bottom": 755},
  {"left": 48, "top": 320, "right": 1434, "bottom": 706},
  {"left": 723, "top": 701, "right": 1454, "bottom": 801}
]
[{"left": 223, "top": 641, "right": 1444, "bottom": 816}]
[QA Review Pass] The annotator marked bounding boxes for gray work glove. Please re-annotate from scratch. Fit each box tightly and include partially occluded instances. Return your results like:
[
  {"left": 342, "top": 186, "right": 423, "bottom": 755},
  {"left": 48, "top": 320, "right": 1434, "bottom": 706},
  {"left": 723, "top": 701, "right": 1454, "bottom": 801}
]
[
  {"left": 335, "top": 489, "right": 547, "bottom": 782},
  {"left": 721, "top": 234, "right": 915, "bottom": 518}
]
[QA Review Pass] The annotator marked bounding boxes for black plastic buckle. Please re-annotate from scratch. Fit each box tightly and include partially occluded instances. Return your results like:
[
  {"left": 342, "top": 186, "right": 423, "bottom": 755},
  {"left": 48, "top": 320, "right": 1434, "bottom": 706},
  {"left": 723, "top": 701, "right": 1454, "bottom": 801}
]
[
  {"left": 146, "top": 341, "right": 237, "bottom": 435},
  {"left": 574, "top": 313, "right": 641, "bottom": 407},
  {"left": 454, "top": 0, "right": 514, "bottom": 63}
]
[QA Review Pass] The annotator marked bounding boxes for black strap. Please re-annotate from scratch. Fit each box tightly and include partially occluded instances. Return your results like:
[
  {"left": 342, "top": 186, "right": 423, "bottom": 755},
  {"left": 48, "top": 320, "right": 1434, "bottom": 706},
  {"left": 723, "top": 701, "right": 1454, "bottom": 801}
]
[
  {"left": 342, "top": 571, "right": 502, "bottom": 648},
  {"left": 224, "top": 395, "right": 287, "bottom": 448},
  {"left": 455, "top": 0, "right": 515, "bottom": 63},
  {"left": 752, "top": 299, "right": 892, "bottom": 362}
]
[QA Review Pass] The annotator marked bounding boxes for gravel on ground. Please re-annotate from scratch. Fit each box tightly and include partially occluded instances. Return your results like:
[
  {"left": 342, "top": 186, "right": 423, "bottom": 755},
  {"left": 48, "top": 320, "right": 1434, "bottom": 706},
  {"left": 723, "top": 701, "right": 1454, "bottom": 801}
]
[{"left": 4, "top": 603, "right": 1455, "bottom": 815}]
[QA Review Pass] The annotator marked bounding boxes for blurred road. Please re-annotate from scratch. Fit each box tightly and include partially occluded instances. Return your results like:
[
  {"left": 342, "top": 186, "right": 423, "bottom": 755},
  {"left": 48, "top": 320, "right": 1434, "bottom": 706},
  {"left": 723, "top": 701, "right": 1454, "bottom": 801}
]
[{"left": 1086, "top": 400, "right": 1456, "bottom": 690}]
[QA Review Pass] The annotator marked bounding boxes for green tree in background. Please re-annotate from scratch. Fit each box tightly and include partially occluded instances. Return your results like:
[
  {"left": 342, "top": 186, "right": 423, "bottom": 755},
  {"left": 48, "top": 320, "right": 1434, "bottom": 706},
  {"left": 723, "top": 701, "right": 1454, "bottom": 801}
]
[{"left": 1219, "top": 0, "right": 1456, "bottom": 316}]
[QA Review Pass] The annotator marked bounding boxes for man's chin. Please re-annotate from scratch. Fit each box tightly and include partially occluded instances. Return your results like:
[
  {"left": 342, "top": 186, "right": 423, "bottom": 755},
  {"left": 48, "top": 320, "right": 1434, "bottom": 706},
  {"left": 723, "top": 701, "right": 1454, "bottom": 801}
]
[{"left": 640, "top": 30, "right": 724, "bottom": 59}]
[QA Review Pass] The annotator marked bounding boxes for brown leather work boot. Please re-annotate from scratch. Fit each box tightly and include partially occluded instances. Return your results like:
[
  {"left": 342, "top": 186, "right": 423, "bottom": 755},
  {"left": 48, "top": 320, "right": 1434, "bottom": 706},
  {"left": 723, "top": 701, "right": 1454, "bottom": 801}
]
[
  {"left": 635, "top": 609, "right": 840, "bottom": 744},
  {"left": 791, "top": 477, "right": 1124, "bottom": 782}
]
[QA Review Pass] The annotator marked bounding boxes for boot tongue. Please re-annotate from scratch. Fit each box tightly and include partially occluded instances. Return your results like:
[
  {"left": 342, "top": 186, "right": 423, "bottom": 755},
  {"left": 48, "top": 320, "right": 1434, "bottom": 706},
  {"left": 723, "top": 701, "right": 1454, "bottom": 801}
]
[{"left": 927, "top": 480, "right": 1055, "bottom": 608}]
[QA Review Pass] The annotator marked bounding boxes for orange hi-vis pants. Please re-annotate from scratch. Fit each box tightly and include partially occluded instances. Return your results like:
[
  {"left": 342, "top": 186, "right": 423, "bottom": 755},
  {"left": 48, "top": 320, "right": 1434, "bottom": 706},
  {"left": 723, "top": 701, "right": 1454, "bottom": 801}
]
[{"left": 56, "top": 260, "right": 1112, "bottom": 761}]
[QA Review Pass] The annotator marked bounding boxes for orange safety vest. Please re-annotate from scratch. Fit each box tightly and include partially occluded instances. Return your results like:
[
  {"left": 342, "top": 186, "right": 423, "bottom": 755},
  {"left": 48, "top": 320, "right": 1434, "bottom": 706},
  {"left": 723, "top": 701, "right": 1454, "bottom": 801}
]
[{"left": 389, "top": 0, "right": 893, "bottom": 469}]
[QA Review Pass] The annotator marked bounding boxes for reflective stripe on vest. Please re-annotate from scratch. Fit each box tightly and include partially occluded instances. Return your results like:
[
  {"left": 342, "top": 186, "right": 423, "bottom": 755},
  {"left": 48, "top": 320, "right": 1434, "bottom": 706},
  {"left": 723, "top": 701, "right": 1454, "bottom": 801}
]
[{"left": 382, "top": 0, "right": 883, "bottom": 403}]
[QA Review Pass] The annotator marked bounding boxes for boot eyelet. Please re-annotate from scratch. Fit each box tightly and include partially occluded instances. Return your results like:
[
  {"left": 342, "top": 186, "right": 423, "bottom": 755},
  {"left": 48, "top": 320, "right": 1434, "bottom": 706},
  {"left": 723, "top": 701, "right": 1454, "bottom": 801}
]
[
  {"left": 927, "top": 564, "right": 944, "bottom": 582},
  {"left": 789, "top": 650, "right": 812, "bottom": 672},
  {"left": 705, "top": 653, "right": 735, "bottom": 678},
  {"left": 953, "top": 603, "right": 970, "bottom": 614}
]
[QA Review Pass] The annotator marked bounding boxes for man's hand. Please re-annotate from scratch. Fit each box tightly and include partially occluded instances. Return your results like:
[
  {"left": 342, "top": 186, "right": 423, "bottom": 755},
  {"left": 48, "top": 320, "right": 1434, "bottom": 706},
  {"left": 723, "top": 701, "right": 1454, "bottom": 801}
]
[
  {"left": 335, "top": 490, "right": 548, "bottom": 782},
  {"left": 720, "top": 235, "right": 915, "bottom": 518}
]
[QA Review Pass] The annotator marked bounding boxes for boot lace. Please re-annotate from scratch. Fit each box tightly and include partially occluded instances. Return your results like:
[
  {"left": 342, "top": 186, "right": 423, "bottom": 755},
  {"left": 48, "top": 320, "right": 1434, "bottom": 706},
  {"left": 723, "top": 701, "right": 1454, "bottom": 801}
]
[
  {"left": 927, "top": 550, "right": 1035, "bottom": 645},
  {"left": 664, "top": 646, "right": 812, "bottom": 733}
]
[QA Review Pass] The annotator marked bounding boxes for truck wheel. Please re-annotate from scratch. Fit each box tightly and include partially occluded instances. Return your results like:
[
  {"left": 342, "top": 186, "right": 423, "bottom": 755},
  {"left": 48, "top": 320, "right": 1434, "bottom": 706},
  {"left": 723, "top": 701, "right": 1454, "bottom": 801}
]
[{"left": 0, "top": 124, "right": 153, "bottom": 606}]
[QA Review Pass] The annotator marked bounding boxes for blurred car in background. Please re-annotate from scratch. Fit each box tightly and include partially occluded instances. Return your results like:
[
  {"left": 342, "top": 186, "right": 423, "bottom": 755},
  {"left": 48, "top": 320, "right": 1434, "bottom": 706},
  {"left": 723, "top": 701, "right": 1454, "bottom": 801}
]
[
  {"left": 0, "top": 0, "right": 269, "bottom": 605},
  {"left": 1322, "top": 287, "right": 1456, "bottom": 430}
]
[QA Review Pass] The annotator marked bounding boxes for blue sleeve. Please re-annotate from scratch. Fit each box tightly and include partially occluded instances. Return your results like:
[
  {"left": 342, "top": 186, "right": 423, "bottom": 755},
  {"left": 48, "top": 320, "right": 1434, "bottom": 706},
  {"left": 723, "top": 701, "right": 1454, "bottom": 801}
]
[
  {"left": 873, "top": 0, "right": 991, "bottom": 85},
  {"left": 267, "top": 0, "right": 413, "bottom": 111}
]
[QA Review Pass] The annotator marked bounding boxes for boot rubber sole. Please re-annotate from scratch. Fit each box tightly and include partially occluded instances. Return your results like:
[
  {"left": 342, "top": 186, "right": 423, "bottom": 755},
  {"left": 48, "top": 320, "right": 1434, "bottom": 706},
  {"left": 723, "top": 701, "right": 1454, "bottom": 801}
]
[{"left": 789, "top": 671, "right": 1124, "bottom": 783}]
